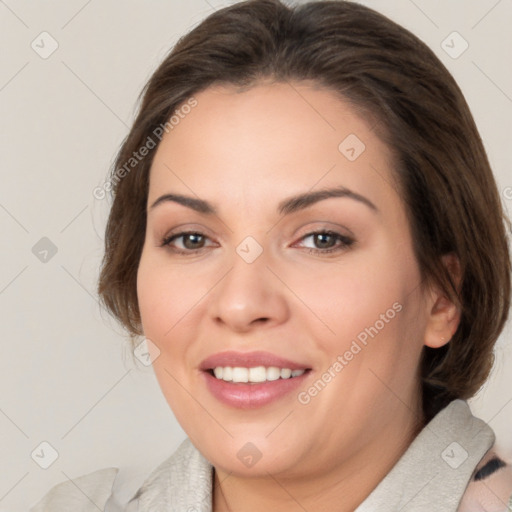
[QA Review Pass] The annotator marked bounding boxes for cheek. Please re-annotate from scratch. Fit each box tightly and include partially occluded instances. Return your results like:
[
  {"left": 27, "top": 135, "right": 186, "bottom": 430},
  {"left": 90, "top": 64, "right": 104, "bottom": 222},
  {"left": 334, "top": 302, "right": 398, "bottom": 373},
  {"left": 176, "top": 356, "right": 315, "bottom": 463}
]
[
  {"left": 137, "top": 251, "right": 206, "bottom": 342},
  {"left": 136, "top": 255, "right": 202, "bottom": 417},
  {"left": 290, "top": 245, "right": 424, "bottom": 384},
  {"left": 136, "top": 251, "right": 221, "bottom": 395},
  {"left": 293, "top": 251, "right": 414, "bottom": 338},
  {"left": 136, "top": 267, "right": 172, "bottom": 342}
]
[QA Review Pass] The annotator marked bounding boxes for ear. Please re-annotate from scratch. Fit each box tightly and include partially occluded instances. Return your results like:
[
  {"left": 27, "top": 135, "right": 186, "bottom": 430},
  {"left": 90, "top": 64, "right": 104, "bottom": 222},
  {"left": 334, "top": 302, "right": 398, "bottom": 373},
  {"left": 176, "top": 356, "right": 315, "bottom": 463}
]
[{"left": 423, "top": 253, "right": 462, "bottom": 349}]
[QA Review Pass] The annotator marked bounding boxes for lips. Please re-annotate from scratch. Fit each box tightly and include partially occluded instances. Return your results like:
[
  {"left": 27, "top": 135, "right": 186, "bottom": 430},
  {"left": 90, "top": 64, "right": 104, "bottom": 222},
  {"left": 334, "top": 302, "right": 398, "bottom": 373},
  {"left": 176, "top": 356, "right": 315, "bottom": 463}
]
[{"left": 199, "top": 351, "right": 312, "bottom": 409}]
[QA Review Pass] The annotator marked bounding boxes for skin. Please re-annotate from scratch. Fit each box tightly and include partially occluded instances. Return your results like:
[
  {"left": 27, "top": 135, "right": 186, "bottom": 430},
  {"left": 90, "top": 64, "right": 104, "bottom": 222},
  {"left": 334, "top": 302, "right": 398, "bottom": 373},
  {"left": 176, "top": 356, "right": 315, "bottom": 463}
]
[{"left": 136, "top": 81, "right": 461, "bottom": 511}]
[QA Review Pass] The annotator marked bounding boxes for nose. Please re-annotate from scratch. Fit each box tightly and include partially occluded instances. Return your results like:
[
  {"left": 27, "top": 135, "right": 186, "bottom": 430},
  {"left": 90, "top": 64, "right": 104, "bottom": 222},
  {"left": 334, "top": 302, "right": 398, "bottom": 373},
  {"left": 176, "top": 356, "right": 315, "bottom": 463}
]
[{"left": 208, "top": 249, "right": 290, "bottom": 333}]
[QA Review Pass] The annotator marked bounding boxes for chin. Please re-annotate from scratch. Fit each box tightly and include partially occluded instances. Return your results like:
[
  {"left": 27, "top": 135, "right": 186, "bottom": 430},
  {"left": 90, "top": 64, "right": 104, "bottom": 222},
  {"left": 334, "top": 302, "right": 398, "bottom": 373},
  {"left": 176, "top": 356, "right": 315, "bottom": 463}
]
[{"left": 193, "top": 430, "right": 308, "bottom": 478}]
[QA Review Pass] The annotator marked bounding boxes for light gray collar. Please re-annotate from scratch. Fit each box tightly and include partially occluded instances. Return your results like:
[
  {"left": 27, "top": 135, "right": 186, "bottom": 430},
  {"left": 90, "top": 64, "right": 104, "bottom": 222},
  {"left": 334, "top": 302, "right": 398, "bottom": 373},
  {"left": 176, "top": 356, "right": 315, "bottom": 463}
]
[
  {"left": 356, "top": 399, "right": 494, "bottom": 511},
  {"left": 131, "top": 400, "right": 494, "bottom": 511},
  {"left": 127, "top": 437, "right": 213, "bottom": 511}
]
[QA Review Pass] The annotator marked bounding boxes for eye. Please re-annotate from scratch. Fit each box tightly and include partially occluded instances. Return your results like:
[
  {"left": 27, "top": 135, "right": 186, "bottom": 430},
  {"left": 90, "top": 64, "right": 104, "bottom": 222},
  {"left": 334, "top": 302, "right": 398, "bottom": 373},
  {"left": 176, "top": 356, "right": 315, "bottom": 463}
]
[
  {"left": 294, "top": 230, "right": 355, "bottom": 254},
  {"left": 160, "top": 231, "right": 216, "bottom": 253}
]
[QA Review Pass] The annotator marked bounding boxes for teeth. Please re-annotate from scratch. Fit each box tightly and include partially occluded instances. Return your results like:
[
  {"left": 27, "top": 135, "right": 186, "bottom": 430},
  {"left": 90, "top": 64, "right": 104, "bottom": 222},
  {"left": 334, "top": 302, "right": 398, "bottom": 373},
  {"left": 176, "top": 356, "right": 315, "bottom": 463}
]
[
  {"left": 222, "top": 367, "right": 233, "bottom": 382},
  {"left": 280, "top": 368, "right": 292, "bottom": 379},
  {"left": 266, "top": 366, "right": 280, "bottom": 381},
  {"left": 249, "top": 366, "right": 267, "bottom": 383},
  {"left": 232, "top": 367, "right": 249, "bottom": 383},
  {"left": 212, "top": 366, "right": 306, "bottom": 383}
]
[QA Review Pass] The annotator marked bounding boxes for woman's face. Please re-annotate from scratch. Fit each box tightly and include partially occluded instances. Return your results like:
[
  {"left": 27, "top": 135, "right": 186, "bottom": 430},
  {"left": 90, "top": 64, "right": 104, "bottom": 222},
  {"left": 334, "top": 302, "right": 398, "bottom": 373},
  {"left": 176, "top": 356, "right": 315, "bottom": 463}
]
[{"left": 137, "top": 82, "right": 438, "bottom": 479}]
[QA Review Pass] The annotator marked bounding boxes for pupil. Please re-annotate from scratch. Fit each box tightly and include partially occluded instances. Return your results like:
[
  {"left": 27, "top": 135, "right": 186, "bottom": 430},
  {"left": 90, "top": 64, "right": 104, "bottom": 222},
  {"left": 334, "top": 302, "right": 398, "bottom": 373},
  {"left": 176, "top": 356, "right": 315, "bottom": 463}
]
[
  {"left": 315, "top": 233, "right": 334, "bottom": 249},
  {"left": 184, "top": 234, "right": 204, "bottom": 249}
]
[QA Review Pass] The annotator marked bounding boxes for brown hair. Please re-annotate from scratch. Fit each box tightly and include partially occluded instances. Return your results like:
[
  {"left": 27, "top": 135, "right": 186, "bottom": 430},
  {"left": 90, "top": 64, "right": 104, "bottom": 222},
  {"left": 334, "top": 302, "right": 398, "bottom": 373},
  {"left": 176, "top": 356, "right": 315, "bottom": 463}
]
[{"left": 98, "top": 0, "right": 511, "bottom": 421}]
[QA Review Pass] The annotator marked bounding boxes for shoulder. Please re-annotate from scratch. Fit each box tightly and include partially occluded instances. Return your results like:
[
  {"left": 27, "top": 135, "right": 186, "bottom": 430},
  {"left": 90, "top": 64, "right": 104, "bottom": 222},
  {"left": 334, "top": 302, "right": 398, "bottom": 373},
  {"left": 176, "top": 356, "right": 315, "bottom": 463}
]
[
  {"left": 128, "top": 437, "right": 213, "bottom": 511},
  {"left": 29, "top": 439, "right": 212, "bottom": 512},
  {"left": 29, "top": 467, "right": 119, "bottom": 512},
  {"left": 458, "top": 448, "right": 512, "bottom": 511}
]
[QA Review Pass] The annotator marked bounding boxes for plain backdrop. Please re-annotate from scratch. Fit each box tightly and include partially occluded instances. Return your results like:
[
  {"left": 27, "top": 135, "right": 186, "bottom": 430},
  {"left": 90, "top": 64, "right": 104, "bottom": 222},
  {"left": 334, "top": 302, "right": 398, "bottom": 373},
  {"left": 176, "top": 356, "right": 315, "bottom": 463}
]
[{"left": 0, "top": 0, "right": 511, "bottom": 510}]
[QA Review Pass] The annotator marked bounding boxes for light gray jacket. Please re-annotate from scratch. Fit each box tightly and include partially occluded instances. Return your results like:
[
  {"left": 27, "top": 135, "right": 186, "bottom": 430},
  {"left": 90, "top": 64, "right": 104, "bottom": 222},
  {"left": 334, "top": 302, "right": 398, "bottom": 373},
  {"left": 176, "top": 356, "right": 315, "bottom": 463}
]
[{"left": 30, "top": 400, "right": 512, "bottom": 511}]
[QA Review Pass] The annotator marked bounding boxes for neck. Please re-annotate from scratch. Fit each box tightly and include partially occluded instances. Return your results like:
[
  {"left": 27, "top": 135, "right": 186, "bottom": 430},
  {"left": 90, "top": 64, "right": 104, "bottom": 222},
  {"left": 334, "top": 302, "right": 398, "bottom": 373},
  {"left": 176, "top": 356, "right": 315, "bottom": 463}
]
[{"left": 213, "top": 399, "right": 425, "bottom": 512}]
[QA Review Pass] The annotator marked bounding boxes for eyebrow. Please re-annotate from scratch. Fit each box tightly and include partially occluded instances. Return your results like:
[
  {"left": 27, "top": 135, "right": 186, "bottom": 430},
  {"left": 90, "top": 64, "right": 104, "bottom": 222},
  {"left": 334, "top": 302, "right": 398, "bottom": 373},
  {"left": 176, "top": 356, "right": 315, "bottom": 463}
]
[
  {"left": 149, "top": 186, "right": 378, "bottom": 216},
  {"left": 277, "top": 186, "right": 378, "bottom": 215},
  {"left": 150, "top": 193, "right": 217, "bottom": 214}
]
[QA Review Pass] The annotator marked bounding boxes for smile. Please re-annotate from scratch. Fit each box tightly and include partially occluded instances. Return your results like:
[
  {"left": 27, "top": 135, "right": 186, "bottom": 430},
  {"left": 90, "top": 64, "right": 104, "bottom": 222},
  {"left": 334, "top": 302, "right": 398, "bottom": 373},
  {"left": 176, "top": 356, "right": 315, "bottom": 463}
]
[{"left": 199, "top": 351, "right": 312, "bottom": 409}]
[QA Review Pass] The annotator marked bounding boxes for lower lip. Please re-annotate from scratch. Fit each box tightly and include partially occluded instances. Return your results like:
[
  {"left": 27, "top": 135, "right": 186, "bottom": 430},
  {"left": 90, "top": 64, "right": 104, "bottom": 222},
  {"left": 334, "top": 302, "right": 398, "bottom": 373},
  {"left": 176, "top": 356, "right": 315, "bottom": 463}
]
[{"left": 202, "top": 371, "right": 310, "bottom": 409}]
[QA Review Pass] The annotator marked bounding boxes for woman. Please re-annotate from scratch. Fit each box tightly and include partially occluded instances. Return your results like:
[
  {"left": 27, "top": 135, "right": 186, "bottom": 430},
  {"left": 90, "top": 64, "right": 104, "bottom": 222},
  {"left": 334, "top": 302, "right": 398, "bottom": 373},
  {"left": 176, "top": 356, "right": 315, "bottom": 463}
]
[{"left": 31, "top": 0, "right": 512, "bottom": 510}]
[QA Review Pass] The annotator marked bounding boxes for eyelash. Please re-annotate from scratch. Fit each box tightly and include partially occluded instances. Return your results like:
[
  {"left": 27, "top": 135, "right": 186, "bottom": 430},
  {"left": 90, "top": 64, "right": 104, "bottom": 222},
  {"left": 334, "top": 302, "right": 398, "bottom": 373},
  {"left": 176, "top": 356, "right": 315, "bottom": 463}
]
[
  {"left": 160, "top": 230, "right": 355, "bottom": 256},
  {"left": 298, "top": 231, "right": 355, "bottom": 254}
]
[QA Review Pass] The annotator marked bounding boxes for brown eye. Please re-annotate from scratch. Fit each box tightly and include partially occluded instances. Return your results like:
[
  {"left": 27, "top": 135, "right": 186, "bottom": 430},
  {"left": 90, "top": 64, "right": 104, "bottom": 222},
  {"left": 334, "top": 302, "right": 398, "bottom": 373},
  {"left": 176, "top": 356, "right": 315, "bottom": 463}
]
[
  {"left": 295, "top": 230, "right": 355, "bottom": 254},
  {"left": 161, "top": 231, "right": 214, "bottom": 252},
  {"left": 313, "top": 232, "right": 337, "bottom": 249},
  {"left": 182, "top": 233, "right": 206, "bottom": 249}
]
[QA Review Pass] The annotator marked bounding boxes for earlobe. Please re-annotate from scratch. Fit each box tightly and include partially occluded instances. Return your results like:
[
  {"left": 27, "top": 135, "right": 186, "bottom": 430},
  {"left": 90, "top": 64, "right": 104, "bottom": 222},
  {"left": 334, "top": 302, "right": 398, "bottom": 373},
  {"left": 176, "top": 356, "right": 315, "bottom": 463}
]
[{"left": 423, "top": 253, "right": 462, "bottom": 349}]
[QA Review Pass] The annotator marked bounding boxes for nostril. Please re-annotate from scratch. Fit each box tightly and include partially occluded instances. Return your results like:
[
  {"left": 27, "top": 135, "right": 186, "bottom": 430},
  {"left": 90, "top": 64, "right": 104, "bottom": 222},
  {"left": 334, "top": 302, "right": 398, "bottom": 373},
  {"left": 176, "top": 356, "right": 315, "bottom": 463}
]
[{"left": 252, "top": 317, "right": 270, "bottom": 325}]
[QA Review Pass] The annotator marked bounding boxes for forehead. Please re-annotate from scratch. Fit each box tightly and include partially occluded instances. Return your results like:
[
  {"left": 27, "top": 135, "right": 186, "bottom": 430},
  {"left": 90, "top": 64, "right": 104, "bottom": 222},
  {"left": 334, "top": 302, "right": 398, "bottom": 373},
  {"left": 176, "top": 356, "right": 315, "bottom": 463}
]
[{"left": 147, "top": 81, "right": 398, "bottom": 210}]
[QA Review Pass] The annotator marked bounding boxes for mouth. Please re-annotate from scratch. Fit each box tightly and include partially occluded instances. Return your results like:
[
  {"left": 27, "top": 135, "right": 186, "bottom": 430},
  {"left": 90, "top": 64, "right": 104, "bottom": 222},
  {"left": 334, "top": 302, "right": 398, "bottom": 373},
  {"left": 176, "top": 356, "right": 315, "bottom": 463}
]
[{"left": 199, "top": 351, "right": 312, "bottom": 408}]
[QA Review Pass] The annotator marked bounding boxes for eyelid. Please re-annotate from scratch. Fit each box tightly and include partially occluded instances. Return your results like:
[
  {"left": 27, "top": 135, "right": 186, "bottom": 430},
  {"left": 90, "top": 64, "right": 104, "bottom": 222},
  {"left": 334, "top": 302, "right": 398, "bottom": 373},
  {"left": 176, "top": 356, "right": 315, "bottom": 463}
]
[
  {"left": 289, "top": 221, "right": 355, "bottom": 241},
  {"left": 157, "top": 222, "right": 215, "bottom": 241}
]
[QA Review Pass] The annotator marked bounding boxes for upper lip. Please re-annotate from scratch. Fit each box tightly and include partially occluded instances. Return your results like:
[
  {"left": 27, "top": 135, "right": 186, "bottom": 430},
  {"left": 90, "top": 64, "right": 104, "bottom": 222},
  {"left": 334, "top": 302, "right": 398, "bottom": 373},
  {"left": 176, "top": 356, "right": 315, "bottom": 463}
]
[{"left": 199, "top": 351, "right": 311, "bottom": 371}]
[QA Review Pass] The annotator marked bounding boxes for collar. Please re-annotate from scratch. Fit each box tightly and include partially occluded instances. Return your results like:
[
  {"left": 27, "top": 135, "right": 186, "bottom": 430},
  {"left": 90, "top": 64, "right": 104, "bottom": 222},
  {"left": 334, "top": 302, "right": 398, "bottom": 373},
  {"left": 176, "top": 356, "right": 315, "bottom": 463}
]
[
  {"left": 127, "top": 399, "right": 494, "bottom": 511},
  {"left": 356, "top": 399, "right": 495, "bottom": 511}
]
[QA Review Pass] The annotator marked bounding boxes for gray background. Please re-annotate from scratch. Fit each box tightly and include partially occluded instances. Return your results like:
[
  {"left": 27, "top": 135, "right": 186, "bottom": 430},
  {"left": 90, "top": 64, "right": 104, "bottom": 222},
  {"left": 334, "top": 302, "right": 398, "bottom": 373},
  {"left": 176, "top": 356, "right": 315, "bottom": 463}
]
[{"left": 1, "top": 0, "right": 511, "bottom": 510}]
